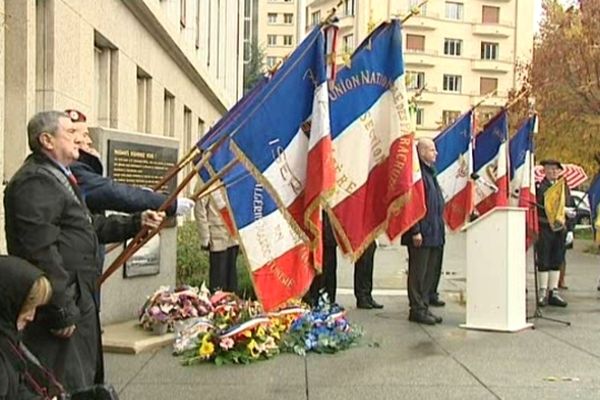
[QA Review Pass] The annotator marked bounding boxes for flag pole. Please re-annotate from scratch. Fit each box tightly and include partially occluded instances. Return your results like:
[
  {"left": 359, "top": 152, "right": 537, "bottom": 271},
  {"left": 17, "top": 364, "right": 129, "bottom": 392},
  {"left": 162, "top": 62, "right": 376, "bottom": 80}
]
[
  {"left": 401, "top": 0, "right": 429, "bottom": 23},
  {"left": 100, "top": 158, "right": 239, "bottom": 285}
]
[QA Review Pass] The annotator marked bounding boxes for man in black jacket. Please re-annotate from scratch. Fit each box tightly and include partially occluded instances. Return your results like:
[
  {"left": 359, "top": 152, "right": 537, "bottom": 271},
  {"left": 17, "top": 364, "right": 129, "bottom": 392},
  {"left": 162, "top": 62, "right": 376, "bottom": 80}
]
[
  {"left": 401, "top": 138, "right": 445, "bottom": 325},
  {"left": 4, "top": 111, "right": 165, "bottom": 392},
  {"left": 66, "top": 109, "right": 194, "bottom": 217}
]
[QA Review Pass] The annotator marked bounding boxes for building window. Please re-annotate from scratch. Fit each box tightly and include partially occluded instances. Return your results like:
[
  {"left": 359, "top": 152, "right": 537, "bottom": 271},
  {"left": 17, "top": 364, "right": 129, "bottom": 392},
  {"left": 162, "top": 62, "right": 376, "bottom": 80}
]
[
  {"left": 343, "top": 0, "right": 355, "bottom": 16},
  {"left": 482, "top": 6, "right": 500, "bottom": 24},
  {"left": 163, "top": 90, "right": 175, "bottom": 137},
  {"left": 195, "top": 0, "right": 201, "bottom": 48},
  {"left": 481, "top": 42, "right": 499, "bottom": 60},
  {"left": 480, "top": 77, "right": 498, "bottom": 95},
  {"left": 93, "top": 32, "right": 118, "bottom": 128},
  {"left": 406, "top": 71, "right": 425, "bottom": 90},
  {"left": 266, "top": 56, "right": 277, "bottom": 68},
  {"left": 284, "top": 13, "right": 293, "bottom": 24},
  {"left": 442, "top": 110, "right": 461, "bottom": 126},
  {"left": 406, "top": 34, "right": 425, "bottom": 52},
  {"left": 267, "top": 35, "right": 277, "bottom": 46},
  {"left": 444, "top": 38, "right": 462, "bottom": 56},
  {"left": 445, "top": 2, "right": 463, "bottom": 20},
  {"left": 268, "top": 13, "right": 277, "bottom": 24},
  {"left": 180, "top": 0, "right": 187, "bottom": 28},
  {"left": 343, "top": 34, "right": 354, "bottom": 53},
  {"left": 415, "top": 108, "right": 424, "bottom": 126},
  {"left": 136, "top": 67, "right": 152, "bottom": 133},
  {"left": 311, "top": 11, "right": 321, "bottom": 26},
  {"left": 283, "top": 35, "right": 293, "bottom": 46},
  {"left": 409, "top": 0, "right": 427, "bottom": 16},
  {"left": 443, "top": 74, "right": 462, "bottom": 92},
  {"left": 198, "top": 117, "right": 206, "bottom": 138}
]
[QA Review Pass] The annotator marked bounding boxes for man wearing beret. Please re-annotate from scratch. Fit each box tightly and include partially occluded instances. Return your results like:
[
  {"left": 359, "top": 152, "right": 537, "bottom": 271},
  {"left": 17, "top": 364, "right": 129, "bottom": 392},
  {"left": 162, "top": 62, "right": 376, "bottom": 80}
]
[
  {"left": 535, "top": 159, "right": 575, "bottom": 307},
  {"left": 65, "top": 109, "right": 194, "bottom": 217}
]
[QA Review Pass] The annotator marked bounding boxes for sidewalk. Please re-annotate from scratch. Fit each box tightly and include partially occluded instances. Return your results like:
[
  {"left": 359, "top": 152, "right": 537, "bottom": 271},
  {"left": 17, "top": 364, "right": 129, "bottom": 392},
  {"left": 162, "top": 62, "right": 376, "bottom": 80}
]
[{"left": 106, "top": 236, "right": 600, "bottom": 400}]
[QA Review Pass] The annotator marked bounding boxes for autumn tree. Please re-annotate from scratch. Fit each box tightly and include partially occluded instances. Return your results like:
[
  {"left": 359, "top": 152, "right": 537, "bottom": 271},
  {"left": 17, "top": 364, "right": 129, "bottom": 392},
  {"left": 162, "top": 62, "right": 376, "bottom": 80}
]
[{"left": 513, "top": 0, "right": 600, "bottom": 180}]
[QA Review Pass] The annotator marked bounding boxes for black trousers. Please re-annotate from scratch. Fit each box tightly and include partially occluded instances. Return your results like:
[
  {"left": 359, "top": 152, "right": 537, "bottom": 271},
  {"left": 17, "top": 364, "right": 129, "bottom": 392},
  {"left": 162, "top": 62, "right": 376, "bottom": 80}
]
[
  {"left": 535, "top": 225, "right": 565, "bottom": 271},
  {"left": 428, "top": 246, "right": 444, "bottom": 301},
  {"left": 209, "top": 245, "right": 239, "bottom": 292},
  {"left": 354, "top": 242, "right": 376, "bottom": 302},
  {"left": 407, "top": 246, "right": 443, "bottom": 313},
  {"left": 307, "top": 245, "right": 338, "bottom": 304}
]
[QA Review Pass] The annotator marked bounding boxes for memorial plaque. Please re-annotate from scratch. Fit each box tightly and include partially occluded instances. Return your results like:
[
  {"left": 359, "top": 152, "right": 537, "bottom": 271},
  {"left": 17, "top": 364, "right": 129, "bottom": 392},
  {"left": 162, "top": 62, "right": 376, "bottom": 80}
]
[
  {"left": 107, "top": 140, "right": 178, "bottom": 193},
  {"left": 106, "top": 140, "right": 178, "bottom": 278}
]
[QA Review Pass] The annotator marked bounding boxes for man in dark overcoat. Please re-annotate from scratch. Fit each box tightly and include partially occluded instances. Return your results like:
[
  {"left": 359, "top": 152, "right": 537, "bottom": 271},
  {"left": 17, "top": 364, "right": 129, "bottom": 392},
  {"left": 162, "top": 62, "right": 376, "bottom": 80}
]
[
  {"left": 401, "top": 138, "right": 445, "bottom": 325},
  {"left": 4, "top": 111, "right": 164, "bottom": 391}
]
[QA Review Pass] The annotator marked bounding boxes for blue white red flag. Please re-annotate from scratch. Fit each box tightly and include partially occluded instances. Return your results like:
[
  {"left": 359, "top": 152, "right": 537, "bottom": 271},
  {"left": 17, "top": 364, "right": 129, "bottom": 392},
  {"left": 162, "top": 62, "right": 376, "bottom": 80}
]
[
  {"left": 509, "top": 115, "right": 538, "bottom": 248},
  {"left": 588, "top": 173, "right": 600, "bottom": 244},
  {"left": 434, "top": 111, "right": 474, "bottom": 230},
  {"left": 229, "top": 26, "right": 334, "bottom": 270},
  {"left": 326, "top": 20, "right": 426, "bottom": 258},
  {"left": 473, "top": 110, "right": 509, "bottom": 215}
]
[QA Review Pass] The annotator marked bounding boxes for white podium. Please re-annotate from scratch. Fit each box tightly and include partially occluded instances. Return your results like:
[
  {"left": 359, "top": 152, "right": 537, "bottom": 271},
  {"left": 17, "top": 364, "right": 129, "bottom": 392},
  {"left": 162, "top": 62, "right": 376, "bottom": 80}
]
[{"left": 460, "top": 207, "right": 533, "bottom": 332}]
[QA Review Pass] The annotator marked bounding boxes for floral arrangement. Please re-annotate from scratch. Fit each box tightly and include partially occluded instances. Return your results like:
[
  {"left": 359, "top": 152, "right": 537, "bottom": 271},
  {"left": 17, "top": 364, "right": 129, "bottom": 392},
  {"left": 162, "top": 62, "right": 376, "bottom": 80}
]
[
  {"left": 139, "top": 285, "right": 213, "bottom": 333},
  {"left": 280, "top": 296, "right": 362, "bottom": 356},
  {"left": 140, "top": 285, "right": 362, "bottom": 366}
]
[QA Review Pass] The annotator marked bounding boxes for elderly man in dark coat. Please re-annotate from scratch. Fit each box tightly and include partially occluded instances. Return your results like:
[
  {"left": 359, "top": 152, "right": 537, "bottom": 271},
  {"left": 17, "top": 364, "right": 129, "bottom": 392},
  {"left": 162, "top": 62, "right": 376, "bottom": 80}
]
[
  {"left": 4, "top": 111, "right": 165, "bottom": 392},
  {"left": 401, "top": 138, "right": 445, "bottom": 325}
]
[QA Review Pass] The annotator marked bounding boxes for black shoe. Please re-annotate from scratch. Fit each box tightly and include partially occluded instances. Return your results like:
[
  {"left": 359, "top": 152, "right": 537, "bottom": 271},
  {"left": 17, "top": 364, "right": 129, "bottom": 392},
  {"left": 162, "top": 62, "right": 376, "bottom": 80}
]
[
  {"left": 356, "top": 300, "right": 373, "bottom": 309},
  {"left": 408, "top": 311, "right": 436, "bottom": 325},
  {"left": 369, "top": 298, "right": 384, "bottom": 309},
  {"left": 427, "top": 310, "right": 442, "bottom": 324},
  {"left": 429, "top": 297, "right": 446, "bottom": 307},
  {"left": 548, "top": 291, "right": 568, "bottom": 307}
]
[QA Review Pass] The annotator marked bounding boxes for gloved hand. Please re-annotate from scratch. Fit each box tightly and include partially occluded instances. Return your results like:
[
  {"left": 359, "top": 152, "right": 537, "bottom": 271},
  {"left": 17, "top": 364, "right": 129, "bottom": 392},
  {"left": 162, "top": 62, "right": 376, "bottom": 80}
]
[
  {"left": 565, "top": 208, "right": 576, "bottom": 219},
  {"left": 565, "top": 231, "right": 574, "bottom": 246},
  {"left": 176, "top": 198, "right": 195, "bottom": 216}
]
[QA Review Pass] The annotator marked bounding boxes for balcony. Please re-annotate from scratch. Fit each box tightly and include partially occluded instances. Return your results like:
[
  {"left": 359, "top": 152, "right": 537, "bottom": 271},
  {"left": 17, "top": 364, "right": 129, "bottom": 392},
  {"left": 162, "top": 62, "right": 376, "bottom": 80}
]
[
  {"left": 404, "top": 50, "right": 438, "bottom": 67},
  {"left": 469, "top": 90, "right": 509, "bottom": 107},
  {"left": 409, "top": 87, "right": 437, "bottom": 104},
  {"left": 472, "top": 23, "right": 513, "bottom": 38},
  {"left": 337, "top": 14, "right": 355, "bottom": 30},
  {"left": 402, "top": 13, "right": 439, "bottom": 31},
  {"left": 471, "top": 59, "right": 512, "bottom": 74}
]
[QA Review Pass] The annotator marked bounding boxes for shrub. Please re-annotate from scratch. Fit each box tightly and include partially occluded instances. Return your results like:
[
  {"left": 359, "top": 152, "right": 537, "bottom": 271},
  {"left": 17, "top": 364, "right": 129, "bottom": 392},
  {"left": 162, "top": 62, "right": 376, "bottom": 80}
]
[{"left": 176, "top": 221, "right": 255, "bottom": 299}]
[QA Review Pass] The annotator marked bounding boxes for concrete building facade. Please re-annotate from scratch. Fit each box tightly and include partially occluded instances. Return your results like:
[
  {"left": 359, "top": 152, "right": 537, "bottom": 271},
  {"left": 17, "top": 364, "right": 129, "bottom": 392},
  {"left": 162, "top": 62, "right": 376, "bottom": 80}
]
[
  {"left": 306, "top": 0, "right": 535, "bottom": 137},
  {"left": 0, "top": 0, "right": 245, "bottom": 251},
  {"left": 255, "top": 0, "right": 299, "bottom": 70}
]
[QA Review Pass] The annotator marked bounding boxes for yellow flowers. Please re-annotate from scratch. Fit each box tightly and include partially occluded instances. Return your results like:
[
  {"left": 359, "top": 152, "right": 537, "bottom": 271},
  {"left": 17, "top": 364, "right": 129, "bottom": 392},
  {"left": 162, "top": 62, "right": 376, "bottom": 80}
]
[
  {"left": 247, "top": 339, "right": 260, "bottom": 358},
  {"left": 199, "top": 335, "right": 215, "bottom": 359}
]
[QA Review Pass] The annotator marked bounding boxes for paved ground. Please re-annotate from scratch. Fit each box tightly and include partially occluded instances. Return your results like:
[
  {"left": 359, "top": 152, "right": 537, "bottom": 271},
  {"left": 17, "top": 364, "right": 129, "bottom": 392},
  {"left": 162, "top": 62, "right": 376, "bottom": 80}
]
[{"left": 106, "top": 234, "right": 600, "bottom": 399}]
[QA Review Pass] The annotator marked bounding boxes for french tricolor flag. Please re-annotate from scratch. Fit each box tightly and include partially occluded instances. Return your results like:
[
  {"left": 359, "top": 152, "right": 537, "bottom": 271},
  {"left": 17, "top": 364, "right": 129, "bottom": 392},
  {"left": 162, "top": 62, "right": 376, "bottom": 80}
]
[
  {"left": 473, "top": 110, "right": 509, "bottom": 216},
  {"left": 509, "top": 115, "right": 538, "bottom": 248},
  {"left": 434, "top": 110, "right": 474, "bottom": 230},
  {"left": 326, "top": 20, "right": 426, "bottom": 258},
  {"left": 229, "top": 26, "right": 333, "bottom": 271}
]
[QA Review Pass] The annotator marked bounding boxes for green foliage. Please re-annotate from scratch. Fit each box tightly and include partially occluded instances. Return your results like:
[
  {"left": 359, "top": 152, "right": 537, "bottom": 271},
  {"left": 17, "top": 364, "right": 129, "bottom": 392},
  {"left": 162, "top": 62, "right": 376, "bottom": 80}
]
[
  {"left": 243, "top": 41, "right": 266, "bottom": 94},
  {"left": 176, "top": 221, "right": 255, "bottom": 299}
]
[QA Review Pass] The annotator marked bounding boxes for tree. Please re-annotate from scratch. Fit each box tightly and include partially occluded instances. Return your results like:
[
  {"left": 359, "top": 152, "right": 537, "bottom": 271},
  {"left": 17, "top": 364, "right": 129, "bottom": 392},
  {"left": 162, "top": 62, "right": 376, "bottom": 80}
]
[
  {"left": 524, "top": 0, "right": 600, "bottom": 177},
  {"left": 243, "top": 41, "right": 266, "bottom": 94}
]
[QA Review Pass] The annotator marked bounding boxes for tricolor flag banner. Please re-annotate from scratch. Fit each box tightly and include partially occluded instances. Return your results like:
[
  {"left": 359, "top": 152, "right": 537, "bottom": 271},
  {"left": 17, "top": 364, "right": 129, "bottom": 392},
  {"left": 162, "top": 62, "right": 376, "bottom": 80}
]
[
  {"left": 229, "top": 26, "right": 334, "bottom": 270},
  {"left": 434, "top": 110, "right": 474, "bottom": 230},
  {"left": 472, "top": 110, "right": 509, "bottom": 215},
  {"left": 326, "top": 20, "right": 426, "bottom": 259},
  {"left": 509, "top": 115, "right": 538, "bottom": 248},
  {"left": 588, "top": 174, "right": 600, "bottom": 244}
]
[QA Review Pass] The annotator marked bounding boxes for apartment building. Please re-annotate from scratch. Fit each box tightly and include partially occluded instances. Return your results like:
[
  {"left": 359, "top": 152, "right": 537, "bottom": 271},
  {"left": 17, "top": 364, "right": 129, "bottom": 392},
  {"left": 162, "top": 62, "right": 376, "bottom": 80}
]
[
  {"left": 255, "top": 0, "right": 299, "bottom": 70},
  {"left": 306, "top": 0, "right": 535, "bottom": 137},
  {"left": 0, "top": 0, "right": 245, "bottom": 250}
]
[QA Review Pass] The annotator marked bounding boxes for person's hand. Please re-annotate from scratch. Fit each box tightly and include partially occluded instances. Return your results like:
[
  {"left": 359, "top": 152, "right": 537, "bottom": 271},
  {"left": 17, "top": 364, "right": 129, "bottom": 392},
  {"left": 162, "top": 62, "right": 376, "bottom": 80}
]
[
  {"left": 51, "top": 324, "right": 76, "bottom": 338},
  {"left": 565, "top": 208, "right": 576, "bottom": 219},
  {"left": 141, "top": 210, "right": 166, "bottom": 229},
  {"left": 176, "top": 198, "right": 195, "bottom": 216},
  {"left": 565, "top": 231, "right": 574, "bottom": 246},
  {"left": 412, "top": 233, "right": 423, "bottom": 247},
  {"left": 201, "top": 242, "right": 210, "bottom": 251}
]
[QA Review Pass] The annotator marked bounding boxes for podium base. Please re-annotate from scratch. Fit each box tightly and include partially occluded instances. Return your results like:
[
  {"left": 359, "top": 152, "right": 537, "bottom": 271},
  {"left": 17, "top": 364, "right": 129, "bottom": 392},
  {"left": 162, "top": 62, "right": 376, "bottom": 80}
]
[{"left": 459, "top": 322, "right": 534, "bottom": 333}]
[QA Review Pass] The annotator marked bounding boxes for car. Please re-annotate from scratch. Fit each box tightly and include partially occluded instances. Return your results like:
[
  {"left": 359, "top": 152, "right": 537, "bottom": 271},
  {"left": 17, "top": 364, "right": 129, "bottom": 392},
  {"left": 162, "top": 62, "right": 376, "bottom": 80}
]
[{"left": 570, "top": 190, "right": 592, "bottom": 226}]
